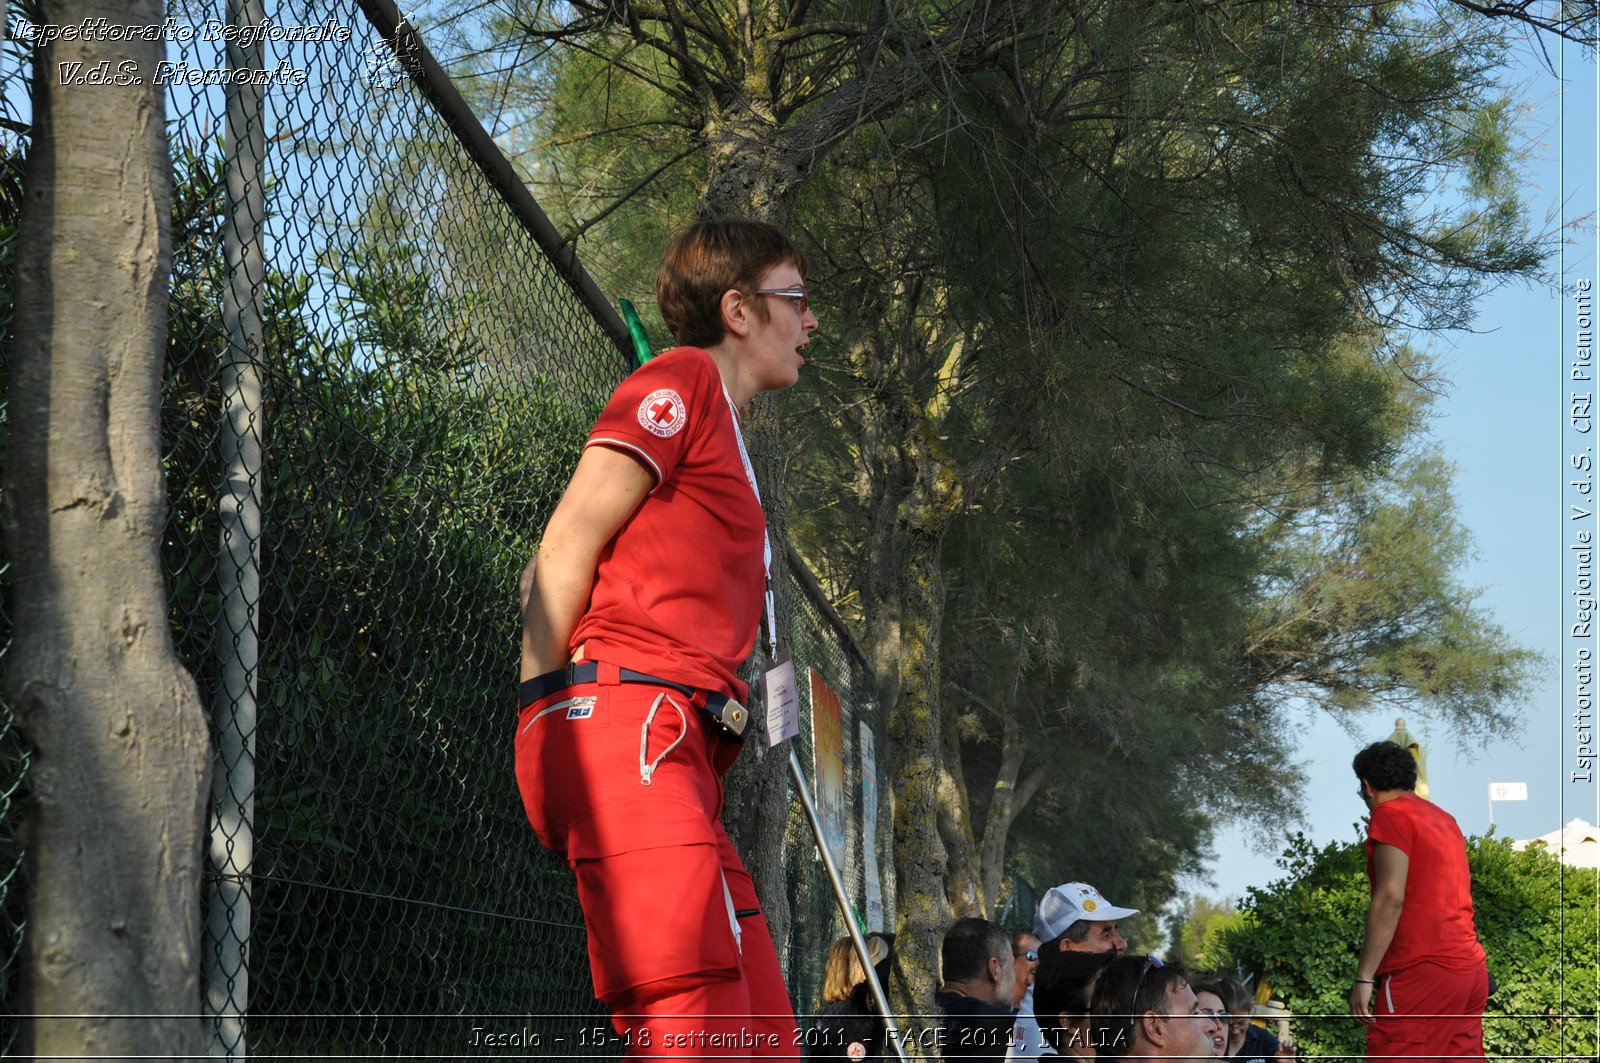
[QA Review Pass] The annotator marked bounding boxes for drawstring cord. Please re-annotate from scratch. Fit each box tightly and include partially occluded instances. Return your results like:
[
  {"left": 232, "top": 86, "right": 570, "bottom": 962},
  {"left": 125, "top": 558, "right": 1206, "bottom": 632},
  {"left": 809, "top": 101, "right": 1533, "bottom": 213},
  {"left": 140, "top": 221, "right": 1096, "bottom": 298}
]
[
  {"left": 639, "top": 692, "right": 687, "bottom": 786},
  {"left": 638, "top": 693, "right": 739, "bottom": 952},
  {"left": 721, "top": 872, "right": 742, "bottom": 954}
]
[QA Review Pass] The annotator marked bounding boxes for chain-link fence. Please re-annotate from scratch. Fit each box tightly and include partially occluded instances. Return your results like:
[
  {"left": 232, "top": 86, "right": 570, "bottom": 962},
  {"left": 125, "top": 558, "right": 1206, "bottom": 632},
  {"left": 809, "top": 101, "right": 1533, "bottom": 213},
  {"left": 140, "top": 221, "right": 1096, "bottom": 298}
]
[
  {"left": 0, "top": 0, "right": 892, "bottom": 1055},
  {"left": 0, "top": 14, "right": 31, "bottom": 1056},
  {"left": 781, "top": 551, "right": 896, "bottom": 1019}
]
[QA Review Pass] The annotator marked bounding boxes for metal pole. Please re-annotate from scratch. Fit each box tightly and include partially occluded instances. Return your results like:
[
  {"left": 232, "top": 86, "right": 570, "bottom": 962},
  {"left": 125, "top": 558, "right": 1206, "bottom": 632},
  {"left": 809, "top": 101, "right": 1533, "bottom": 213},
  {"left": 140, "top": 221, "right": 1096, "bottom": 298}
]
[
  {"left": 351, "top": 0, "right": 635, "bottom": 365},
  {"left": 206, "top": 0, "right": 267, "bottom": 1056},
  {"left": 789, "top": 748, "right": 912, "bottom": 1063}
]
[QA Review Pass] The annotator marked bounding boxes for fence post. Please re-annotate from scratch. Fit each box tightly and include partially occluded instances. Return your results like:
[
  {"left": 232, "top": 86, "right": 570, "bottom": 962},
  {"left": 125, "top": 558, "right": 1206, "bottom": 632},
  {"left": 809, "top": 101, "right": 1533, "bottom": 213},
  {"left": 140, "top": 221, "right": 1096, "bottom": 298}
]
[{"left": 206, "top": 0, "right": 267, "bottom": 1056}]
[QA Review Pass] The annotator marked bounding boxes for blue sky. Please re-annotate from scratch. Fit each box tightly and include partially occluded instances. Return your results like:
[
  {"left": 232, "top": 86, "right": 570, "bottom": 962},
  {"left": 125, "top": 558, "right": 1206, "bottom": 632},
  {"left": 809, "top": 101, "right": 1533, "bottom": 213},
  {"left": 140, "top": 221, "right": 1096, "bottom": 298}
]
[{"left": 1198, "top": 30, "right": 1600, "bottom": 906}]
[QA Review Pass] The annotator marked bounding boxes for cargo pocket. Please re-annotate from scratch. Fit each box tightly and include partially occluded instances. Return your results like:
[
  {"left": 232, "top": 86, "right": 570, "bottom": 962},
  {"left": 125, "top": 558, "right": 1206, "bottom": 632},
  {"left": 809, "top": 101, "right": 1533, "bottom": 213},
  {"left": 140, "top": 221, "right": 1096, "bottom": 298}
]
[
  {"left": 1366, "top": 976, "right": 1429, "bottom": 1063},
  {"left": 572, "top": 840, "right": 742, "bottom": 1003}
]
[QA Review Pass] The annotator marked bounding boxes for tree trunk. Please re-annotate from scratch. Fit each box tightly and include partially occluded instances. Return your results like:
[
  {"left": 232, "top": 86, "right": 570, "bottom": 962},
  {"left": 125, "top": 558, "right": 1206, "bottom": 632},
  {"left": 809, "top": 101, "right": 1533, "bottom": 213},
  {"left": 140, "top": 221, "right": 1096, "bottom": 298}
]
[
  {"left": 938, "top": 699, "right": 985, "bottom": 917},
  {"left": 977, "top": 723, "right": 1044, "bottom": 917},
  {"left": 695, "top": 135, "right": 800, "bottom": 972},
  {"left": 694, "top": 104, "right": 967, "bottom": 1044},
  {"left": 698, "top": 108, "right": 806, "bottom": 231},
  {"left": 2, "top": 1, "right": 211, "bottom": 1055},
  {"left": 881, "top": 493, "right": 954, "bottom": 1043},
  {"left": 721, "top": 390, "right": 796, "bottom": 972}
]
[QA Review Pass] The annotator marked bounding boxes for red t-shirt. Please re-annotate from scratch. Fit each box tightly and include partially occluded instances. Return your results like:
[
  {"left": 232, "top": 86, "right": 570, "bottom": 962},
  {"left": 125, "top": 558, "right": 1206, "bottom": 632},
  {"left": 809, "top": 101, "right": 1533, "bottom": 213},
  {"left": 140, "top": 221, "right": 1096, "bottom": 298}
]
[
  {"left": 1365, "top": 793, "right": 1486, "bottom": 975},
  {"left": 569, "top": 346, "right": 766, "bottom": 701}
]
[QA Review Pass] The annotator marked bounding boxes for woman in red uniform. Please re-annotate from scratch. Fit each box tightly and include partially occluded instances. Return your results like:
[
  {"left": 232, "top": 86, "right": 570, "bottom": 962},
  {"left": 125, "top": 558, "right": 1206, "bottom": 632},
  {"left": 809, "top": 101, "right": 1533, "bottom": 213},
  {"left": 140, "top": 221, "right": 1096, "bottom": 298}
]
[{"left": 516, "top": 219, "right": 816, "bottom": 1057}]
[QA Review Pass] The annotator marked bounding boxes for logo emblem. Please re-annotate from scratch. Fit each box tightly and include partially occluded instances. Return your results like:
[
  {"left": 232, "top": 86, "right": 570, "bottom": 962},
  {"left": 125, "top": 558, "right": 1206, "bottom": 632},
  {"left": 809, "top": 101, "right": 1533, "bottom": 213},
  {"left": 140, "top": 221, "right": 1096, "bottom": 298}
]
[
  {"left": 1082, "top": 898, "right": 1098, "bottom": 912},
  {"left": 566, "top": 697, "right": 596, "bottom": 720},
  {"left": 847, "top": 1043, "right": 867, "bottom": 1061},
  {"left": 638, "top": 388, "right": 687, "bottom": 437}
]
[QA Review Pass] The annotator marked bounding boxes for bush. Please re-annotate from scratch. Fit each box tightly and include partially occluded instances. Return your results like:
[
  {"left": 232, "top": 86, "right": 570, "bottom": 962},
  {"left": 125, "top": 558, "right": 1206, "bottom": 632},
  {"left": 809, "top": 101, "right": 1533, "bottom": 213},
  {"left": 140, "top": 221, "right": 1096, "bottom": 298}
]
[{"left": 1219, "top": 831, "right": 1597, "bottom": 1058}]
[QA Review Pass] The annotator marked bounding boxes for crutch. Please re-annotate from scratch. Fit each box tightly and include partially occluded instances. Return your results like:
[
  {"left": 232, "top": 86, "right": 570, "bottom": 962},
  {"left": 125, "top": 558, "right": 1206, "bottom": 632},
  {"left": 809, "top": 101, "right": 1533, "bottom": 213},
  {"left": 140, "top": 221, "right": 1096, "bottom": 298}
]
[{"left": 788, "top": 747, "right": 912, "bottom": 1063}]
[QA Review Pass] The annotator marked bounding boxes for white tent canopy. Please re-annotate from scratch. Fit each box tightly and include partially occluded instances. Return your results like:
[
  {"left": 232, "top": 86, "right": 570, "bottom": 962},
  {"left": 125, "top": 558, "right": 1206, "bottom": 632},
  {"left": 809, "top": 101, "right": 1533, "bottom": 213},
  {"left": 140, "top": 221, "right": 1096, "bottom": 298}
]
[{"left": 1513, "top": 819, "right": 1600, "bottom": 869}]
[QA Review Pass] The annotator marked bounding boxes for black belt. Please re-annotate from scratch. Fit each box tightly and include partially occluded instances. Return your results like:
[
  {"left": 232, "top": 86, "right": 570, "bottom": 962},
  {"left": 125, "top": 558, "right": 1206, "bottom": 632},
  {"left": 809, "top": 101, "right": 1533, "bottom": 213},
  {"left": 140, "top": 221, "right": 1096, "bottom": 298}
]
[{"left": 517, "top": 662, "right": 751, "bottom": 741}]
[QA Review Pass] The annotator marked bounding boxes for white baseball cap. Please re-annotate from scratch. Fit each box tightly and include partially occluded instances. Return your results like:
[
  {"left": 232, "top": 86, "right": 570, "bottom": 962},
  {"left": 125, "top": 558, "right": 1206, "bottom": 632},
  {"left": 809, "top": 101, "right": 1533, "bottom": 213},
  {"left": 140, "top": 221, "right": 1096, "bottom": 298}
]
[{"left": 1033, "top": 881, "right": 1139, "bottom": 942}]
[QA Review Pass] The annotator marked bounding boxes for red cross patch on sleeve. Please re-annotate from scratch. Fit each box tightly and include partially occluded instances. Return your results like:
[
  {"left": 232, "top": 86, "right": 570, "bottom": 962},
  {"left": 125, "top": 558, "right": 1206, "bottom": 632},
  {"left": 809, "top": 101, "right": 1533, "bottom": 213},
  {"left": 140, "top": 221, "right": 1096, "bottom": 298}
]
[{"left": 637, "top": 388, "right": 688, "bottom": 437}]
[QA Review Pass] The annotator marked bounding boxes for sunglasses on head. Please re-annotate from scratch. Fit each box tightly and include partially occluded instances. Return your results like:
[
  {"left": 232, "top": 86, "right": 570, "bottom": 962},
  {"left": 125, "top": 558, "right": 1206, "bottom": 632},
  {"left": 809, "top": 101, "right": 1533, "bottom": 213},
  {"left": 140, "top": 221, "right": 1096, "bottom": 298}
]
[{"left": 1132, "top": 954, "right": 1165, "bottom": 1008}]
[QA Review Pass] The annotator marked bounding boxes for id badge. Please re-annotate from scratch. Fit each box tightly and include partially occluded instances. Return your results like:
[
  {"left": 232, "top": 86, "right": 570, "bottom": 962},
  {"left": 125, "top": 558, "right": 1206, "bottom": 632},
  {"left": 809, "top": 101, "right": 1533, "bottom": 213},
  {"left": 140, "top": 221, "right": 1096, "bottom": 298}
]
[{"left": 762, "top": 649, "right": 800, "bottom": 747}]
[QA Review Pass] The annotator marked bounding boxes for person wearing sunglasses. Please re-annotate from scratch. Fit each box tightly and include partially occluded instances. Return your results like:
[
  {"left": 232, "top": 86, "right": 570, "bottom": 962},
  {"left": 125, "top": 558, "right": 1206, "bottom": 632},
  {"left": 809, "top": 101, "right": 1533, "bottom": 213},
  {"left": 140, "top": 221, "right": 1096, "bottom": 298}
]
[
  {"left": 1348, "top": 740, "right": 1488, "bottom": 1063},
  {"left": 1009, "top": 882, "right": 1138, "bottom": 1060},
  {"left": 1193, "top": 977, "right": 1293, "bottom": 1062},
  {"left": 515, "top": 218, "right": 817, "bottom": 1058},
  {"left": 1088, "top": 955, "right": 1225, "bottom": 1059},
  {"left": 1012, "top": 932, "right": 1043, "bottom": 1008}
]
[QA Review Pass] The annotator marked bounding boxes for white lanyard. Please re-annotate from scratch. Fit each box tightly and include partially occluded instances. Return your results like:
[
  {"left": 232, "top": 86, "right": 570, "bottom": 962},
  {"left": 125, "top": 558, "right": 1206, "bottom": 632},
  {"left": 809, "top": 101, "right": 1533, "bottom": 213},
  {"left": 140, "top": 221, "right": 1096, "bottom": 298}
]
[{"left": 723, "top": 385, "right": 779, "bottom": 659}]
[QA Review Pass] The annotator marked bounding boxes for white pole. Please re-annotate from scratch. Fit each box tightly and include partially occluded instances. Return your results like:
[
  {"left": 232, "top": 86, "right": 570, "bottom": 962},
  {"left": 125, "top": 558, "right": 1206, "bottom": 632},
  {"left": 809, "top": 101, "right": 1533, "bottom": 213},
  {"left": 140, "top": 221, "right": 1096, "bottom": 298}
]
[
  {"left": 206, "top": 0, "right": 266, "bottom": 1055},
  {"left": 788, "top": 749, "right": 912, "bottom": 1063}
]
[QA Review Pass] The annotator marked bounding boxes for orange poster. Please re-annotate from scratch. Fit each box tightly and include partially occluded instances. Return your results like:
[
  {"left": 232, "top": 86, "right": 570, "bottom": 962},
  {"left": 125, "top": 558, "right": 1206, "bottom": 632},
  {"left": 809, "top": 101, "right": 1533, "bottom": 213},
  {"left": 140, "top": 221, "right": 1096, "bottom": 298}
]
[{"left": 809, "top": 668, "right": 847, "bottom": 869}]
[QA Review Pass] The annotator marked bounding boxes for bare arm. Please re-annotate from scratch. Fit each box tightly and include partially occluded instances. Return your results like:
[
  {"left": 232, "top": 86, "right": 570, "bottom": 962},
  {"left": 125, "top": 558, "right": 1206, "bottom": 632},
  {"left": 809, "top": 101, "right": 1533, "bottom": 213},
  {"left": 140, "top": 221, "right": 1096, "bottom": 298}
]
[
  {"left": 1348, "top": 843, "right": 1408, "bottom": 1026},
  {"left": 520, "top": 446, "right": 654, "bottom": 682}
]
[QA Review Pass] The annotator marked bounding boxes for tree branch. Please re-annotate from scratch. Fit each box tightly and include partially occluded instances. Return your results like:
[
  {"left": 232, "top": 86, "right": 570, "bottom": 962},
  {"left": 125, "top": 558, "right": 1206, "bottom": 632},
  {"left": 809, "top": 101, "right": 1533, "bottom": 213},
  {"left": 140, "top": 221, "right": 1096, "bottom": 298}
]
[{"left": 559, "top": 141, "right": 701, "bottom": 248}]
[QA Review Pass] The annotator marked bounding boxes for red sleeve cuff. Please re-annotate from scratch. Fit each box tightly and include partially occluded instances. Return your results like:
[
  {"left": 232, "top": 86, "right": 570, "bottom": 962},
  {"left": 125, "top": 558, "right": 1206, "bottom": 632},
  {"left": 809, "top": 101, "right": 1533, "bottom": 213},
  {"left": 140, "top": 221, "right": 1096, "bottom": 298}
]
[{"left": 584, "top": 436, "right": 664, "bottom": 492}]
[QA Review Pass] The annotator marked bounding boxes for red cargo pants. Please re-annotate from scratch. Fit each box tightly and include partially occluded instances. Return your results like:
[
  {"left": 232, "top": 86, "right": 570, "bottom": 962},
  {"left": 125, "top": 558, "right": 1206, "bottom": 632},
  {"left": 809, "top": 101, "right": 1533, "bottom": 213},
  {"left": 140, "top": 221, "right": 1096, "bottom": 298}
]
[
  {"left": 515, "top": 665, "right": 797, "bottom": 1059},
  {"left": 1367, "top": 961, "right": 1488, "bottom": 1063}
]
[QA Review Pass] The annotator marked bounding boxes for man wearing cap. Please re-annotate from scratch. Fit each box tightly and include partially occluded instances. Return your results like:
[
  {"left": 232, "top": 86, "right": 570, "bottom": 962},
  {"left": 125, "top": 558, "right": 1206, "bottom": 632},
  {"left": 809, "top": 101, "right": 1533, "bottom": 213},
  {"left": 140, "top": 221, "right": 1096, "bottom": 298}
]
[{"left": 1007, "top": 882, "right": 1138, "bottom": 1061}]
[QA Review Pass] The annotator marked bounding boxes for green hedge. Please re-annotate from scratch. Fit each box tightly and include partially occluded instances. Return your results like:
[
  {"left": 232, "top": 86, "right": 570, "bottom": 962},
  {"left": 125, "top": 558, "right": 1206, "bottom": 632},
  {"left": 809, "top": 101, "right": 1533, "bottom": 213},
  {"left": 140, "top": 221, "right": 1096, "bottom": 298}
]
[{"left": 1220, "top": 831, "right": 1597, "bottom": 1058}]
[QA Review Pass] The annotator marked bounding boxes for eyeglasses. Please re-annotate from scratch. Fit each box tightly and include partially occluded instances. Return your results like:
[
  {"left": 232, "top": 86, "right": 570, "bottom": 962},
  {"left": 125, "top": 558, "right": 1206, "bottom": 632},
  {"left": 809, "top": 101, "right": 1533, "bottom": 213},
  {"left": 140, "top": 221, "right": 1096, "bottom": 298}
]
[
  {"left": 1199, "top": 1009, "right": 1232, "bottom": 1021},
  {"left": 1018, "top": 949, "right": 1039, "bottom": 963},
  {"left": 753, "top": 286, "right": 810, "bottom": 314}
]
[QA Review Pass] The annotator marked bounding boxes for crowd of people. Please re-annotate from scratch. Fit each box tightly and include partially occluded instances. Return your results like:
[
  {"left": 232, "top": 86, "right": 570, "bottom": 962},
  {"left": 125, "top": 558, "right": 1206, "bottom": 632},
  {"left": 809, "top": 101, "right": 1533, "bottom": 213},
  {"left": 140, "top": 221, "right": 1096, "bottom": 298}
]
[
  {"left": 808, "top": 739, "right": 1488, "bottom": 1063},
  {"left": 810, "top": 882, "right": 1293, "bottom": 1062}
]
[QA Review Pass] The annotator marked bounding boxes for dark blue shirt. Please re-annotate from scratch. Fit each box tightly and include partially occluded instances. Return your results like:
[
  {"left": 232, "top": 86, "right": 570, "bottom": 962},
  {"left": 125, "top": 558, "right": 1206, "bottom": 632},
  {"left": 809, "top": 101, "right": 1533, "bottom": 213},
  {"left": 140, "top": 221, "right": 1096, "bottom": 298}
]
[
  {"left": 1231, "top": 1023, "right": 1281, "bottom": 1062},
  {"left": 936, "top": 990, "right": 1015, "bottom": 1063}
]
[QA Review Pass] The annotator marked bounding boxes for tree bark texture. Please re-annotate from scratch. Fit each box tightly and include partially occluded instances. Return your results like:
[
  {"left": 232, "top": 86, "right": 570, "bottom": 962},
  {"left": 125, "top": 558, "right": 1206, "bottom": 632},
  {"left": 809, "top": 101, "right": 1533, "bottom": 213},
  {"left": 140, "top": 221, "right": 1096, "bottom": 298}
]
[
  {"left": 699, "top": 108, "right": 805, "bottom": 232},
  {"left": 721, "top": 391, "right": 795, "bottom": 971},
  {"left": 976, "top": 716, "right": 1041, "bottom": 919},
  {"left": 2, "top": 1, "right": 211, "bottom": 1055},
  {"left": 937, "top": 701, "right": 985, "bottom": 918},
  {"left": 877, "top": 494, "right": 954, "bottom": 1032},
  {"left": 853, "top": 374, "right": 961, "bottom": 1033}
]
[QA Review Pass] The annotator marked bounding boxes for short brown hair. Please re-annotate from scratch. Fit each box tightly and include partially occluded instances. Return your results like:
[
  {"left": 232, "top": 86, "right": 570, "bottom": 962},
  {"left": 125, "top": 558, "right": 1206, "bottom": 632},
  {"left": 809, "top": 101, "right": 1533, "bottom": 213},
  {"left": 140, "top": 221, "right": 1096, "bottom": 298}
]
[{"left": 656, "top": 218, "right": 808, "bottom": 348}]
